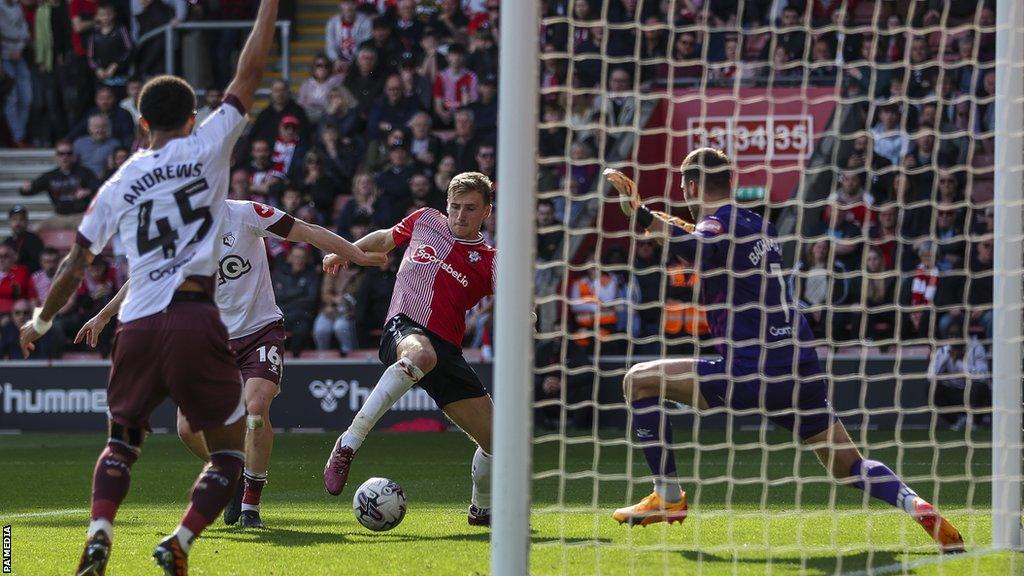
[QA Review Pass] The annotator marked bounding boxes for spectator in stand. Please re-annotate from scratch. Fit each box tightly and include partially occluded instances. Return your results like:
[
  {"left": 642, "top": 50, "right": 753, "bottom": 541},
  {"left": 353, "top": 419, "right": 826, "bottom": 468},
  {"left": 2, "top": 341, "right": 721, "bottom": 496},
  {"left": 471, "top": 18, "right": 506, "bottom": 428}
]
[
  {"left": 534, "top": 336, "right": 594, "bottom": 430},
  {"left": 934, "top": 203, "right": 967, "bottom": 272},
  {"left": 900, "top": 240, "right": 938, "bottom": 341},
  {"left": 101, "top": 146, "right": 130, "bottom": 179},
  {"left": 1, "top": 0, "right": 33, "bottom": 147},
  {"left": 72, "top": 114, "right": 120, "bottom": 180},
  {"left": 974, "top": 69, "right": 995, "bottom": 151},
  {"left": 352, "top": 250, "right": 401, "bottom": 348},
  {"left": 68, "top": 0, "right": 99, "bottom": 121},
  {"left": 134, "top": 0, "right": 174, "bottom": 76},
  {"left": 298, "top": 54, "right": 344, "bottom": 123},
  {"left": 857, "top": 245, "right": 897, "bottom": 344},
  {"left": 3, "top": 206, "right": 44, "bottom": 272},
  {"left": 443, "top": 108, "right": 482, "bottom": 172},
  {"left": 252, "top": 79, "right": 310, "bottom": 147},
  {"left": 538, "top": 103, "right": 568, "bottom": 160},
  {"left": 273, "top": 244, "right": 321, "bottom": 357},
  {"left": 434, "top": 154, "right": 456, "bottom": 195},
  {"left": 825, "top": 201, "right": 865, "bottom": 272},
  {"left": 827, "top": 169, "right": 874, "bottom": 229},
  {"left": 664, "top": 30, "right": 704, "bottom": 82},
  {"left": 629, "top": 238, "right": 662, "bottom": 345},
  {"left": 118, "top": 78, "right": 143, "bottom": 125},
  {"left": 345, "top": 45, "right": 386, "bottom": 116},
  {"left": 271, "top": 115, "right": 310, "bottom": 184},
  {"left": 249, "top": 139, "right": 287, "bottom": 199},
  {"left": 193, "top": 87, "right": 223, "bottom": 128},
  {"left": 429, "top": 0, "right": 467, "bottom": 41},
  {"left": 398, "top": 50, "right": 432, "bottom": 113},
  {"left": 86, "top": 3, "right": 132, "bottom": 98},
  {"left": 361, "top": 15, "right": 404, "bottom": 73},
  {"left": 0, "top": 244, "right": 36, "bottom": 317},
  {"left": 891, "top": 172, "right": 932, "bottom": 246},
  {"left": 953, "top": 33, "right": 978, "bottom": 97},
  {"left": 870, "top": 103, "right": 909, "bottom": 166},
  {"left": 336, "top": 172, "right": 387, "bottom": 238},
  {"left": 433, "top": 43, "right": 478, "bottom": 126},
  {"left": 375, "top": 136, "right": 420, "bottom": 206},
  {"left": 927, "top": 322, "right": 990, "bottom": 431},
  {"left": 211, "top": 0, "right": 254, "bottom": 89},
  {"left": 763, "top": 4, "right": 807, "bottom": 61},
  {"left": 316, "top": 123, "right": 361, "bottom": 192},
  {"left": 596, "top": 68, "right": 637, "bottom": 159},
  {"left": 407, "top": 111, "right": 442, "bottom": 169},
  {"left": 808, "top": 38, "right": 838, "bottom": 86},
  {"left": 31, "top": 247, "right": 60, "bottom": 301},
  {"left": 68, "top": 86, "right": 135, "bottom": 147},
  {"left": 366, "top": 73, "right": 420, "bottom": 141},
  {"left": 406, "top": 172, "right": 443, "bottom": 212},
  {"left": 318, "top": 85, "right": 363, "bottom": 144},
  {"left": 301, "top": 150, "right": 344, "bottom": 221},
  {"left": 474, "top": 142, "right": 496, "bottom": 181},
  {"left": 229, "top": 167, "right": 265, "bottom": 203},
  {"left": 768, "top": 45, "right": 804, "bottom": 86},
  {"left": 788, "top": 238, "right": 851, "bottom": 341},
  {"left": 392, "top": 0, "right": 423, "bottom": 50},
  {"left": 637, "top": 15, "right": 667, "bottom": 87},
  {"left": 569, "top": 257, "right": 624, "bottom": 347},
  {"left": 869, "top": 204, "right": 907, "bottom": 271},
  {"left": 466, "top": 71, "right": 498, "bottom": 138},
  {"left": 0, "top": 300, "right": 48, "bottom": 359},
  {"left": 906, "top": 36, "right": 939, "bottom": 99},
  {"left": 416, "top": 27, "right": 447, "bottom": 82},
  {"left": 70, "top": 255, "right": 119, "bottom": 355},
  {"left": 918, "top": 101, "right": 968, "bottom": 166},
  {"left": 326, "top": 0, "right": 372, "bottom": 63},
  {"left": 313, "top": 217, "right": 371, "bottom": 356},
  {"left": 20, "top": 141, "right": 100, "bottom": 230},
  {"left": 468, "top": 23, "right": 499, "bottom": 78},
  {"left": 535, "top": 198, "right": 561, "bottom": 263}
]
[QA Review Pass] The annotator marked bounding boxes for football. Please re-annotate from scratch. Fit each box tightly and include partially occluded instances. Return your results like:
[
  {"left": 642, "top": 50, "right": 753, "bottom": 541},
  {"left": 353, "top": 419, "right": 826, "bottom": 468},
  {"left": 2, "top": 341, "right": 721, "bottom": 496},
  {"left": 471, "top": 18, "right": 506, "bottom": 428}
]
[{"left": 352, "top": 477, "right": 407, "bottom": 532}]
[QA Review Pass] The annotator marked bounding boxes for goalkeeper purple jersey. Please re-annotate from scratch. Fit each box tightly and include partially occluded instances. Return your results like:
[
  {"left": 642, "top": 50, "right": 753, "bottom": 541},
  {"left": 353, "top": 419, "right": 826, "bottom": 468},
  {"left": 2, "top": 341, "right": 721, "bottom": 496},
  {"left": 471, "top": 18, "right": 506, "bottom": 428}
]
[{"left": 667, "top": 204, "right": 818, "bottom": 368}]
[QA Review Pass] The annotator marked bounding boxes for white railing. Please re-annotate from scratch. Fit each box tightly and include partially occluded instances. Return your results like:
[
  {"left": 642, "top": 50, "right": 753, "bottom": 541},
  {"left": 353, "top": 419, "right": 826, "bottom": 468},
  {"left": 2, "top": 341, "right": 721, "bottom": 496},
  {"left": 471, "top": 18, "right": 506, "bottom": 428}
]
[{"left": 137, "top": 20, "right": 291, "bottom": 90}]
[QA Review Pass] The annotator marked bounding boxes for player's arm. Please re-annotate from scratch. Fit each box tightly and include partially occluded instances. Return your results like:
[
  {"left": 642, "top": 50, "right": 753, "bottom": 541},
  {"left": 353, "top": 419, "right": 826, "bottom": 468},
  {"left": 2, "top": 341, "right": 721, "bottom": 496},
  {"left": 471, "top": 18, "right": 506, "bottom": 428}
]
[
  {"left": 287, "top": 218, "right": 388, "bottom": 267},
  {"left": 223, "top": 0, "right": 280, "bottom": 113},
  {"left": 75, "top": 278, "right": 130, "bottom": 348},
  {"left": 322, "top": 228, "right": 396, "bottom": 275},
  {"left": 19, "top": 244, "right": 94, "bottom": 357},
  {"left": 603, "top": 169, "right": 695, "bottom": 240}
]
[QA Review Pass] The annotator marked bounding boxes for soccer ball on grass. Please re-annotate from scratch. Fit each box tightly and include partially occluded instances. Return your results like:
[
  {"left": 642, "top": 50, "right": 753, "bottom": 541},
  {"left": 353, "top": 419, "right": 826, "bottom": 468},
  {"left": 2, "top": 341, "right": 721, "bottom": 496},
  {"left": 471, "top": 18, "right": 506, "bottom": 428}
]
[{"left": 352, "top": 477, "right": 407, "bottom": 531}]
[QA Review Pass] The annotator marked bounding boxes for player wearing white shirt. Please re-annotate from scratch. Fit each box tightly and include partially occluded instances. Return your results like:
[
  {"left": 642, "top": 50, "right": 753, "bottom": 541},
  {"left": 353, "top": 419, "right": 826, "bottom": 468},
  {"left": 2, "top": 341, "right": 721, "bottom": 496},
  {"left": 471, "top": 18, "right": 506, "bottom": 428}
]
[
  {"left": 19, "top": 0, "right": 281, "bottom": 573},
  {"left": 79, "top": 199, "right": 384, "bottom": 530}
]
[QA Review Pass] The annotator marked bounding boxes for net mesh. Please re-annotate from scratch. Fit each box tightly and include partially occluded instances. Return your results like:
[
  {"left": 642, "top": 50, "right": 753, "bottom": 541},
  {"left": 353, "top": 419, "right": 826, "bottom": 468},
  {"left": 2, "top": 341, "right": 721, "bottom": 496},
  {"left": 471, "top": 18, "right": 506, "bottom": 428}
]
[{"left": 529, "top": 1, "right": 1020, "bottom": 573}]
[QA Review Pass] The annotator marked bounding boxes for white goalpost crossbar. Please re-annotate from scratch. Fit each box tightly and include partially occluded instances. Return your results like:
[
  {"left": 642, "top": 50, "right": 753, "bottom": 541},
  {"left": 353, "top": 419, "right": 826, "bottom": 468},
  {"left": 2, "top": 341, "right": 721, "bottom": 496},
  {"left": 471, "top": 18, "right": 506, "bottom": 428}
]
[{"left": 992, "top": 0, "right": 1023, "bottom": 552}]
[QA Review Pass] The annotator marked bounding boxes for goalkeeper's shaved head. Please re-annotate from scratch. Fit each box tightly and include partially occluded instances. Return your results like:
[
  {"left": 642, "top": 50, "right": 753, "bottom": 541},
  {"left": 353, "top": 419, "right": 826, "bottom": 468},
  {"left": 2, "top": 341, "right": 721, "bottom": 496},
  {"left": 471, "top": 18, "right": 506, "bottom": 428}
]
[{"left": 680, "top": 147, "right": 733, "bottom": 199}]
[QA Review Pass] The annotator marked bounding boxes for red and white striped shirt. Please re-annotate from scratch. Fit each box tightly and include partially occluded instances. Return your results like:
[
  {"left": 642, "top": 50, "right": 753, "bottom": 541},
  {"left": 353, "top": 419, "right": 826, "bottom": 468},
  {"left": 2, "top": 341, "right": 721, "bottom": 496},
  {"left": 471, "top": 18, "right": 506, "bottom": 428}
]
[
  {"left": 433, "top": 68, "right": 479, "bottom": 112},
  {"left": 387, "top": 207, "right": 496, "bottom": 347}
]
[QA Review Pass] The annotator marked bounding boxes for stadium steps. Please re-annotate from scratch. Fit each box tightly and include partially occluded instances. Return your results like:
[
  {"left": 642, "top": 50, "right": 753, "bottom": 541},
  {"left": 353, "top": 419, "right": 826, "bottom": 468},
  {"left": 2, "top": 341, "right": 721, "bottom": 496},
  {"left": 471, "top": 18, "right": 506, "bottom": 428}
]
[{"left": 0, "top": 149, "right": 57, "bottom": 238}]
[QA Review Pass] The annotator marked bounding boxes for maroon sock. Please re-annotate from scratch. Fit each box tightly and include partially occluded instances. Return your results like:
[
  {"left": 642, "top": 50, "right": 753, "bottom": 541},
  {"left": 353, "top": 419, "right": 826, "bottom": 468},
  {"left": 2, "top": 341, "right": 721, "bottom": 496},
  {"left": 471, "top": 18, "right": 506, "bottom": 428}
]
[
  {"left": 179, "top": 450, "right": 244, "bottom": 537},
  {"left": 242, "top": 470, "right": 267, "bottom": 508},
  {"left": 90, "top": 441, "right": 139, "bottom": 523}
]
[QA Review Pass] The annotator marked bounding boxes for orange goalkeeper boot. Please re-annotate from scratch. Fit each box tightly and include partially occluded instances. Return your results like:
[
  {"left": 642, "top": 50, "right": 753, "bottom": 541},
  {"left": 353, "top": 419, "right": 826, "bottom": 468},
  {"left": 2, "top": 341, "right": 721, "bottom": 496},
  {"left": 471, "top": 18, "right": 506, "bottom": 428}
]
[
  {"left": 912, "top": 498, "right": 965, "bottom": 554},
  {"left": 612, "top": 491, "right": 688, "bottom": 527}
]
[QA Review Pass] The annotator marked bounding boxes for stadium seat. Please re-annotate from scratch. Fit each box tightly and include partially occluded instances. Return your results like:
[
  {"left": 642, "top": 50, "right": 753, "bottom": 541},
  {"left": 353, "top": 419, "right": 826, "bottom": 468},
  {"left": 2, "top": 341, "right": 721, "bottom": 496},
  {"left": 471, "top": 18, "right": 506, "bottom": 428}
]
[{"left": 39, "top": 229, "right": 77, "bottom": 251}]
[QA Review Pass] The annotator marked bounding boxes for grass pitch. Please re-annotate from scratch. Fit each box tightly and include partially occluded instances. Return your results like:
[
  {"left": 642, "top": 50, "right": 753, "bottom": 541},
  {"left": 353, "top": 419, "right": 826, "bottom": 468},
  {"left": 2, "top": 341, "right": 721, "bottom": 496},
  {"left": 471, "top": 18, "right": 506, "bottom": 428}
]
[{"left": 1, "top": 429, "right": 1021, "bottom": 575}]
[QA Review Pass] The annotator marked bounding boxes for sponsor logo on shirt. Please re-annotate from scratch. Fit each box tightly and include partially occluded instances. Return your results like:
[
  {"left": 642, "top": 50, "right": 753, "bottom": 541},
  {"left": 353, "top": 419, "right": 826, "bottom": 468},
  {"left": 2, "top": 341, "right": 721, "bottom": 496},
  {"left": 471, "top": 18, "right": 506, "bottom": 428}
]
[
  {"left": 409, "top": 244, "right": 469, "bottom": 287},
  {"left": 218, "top": 254, "right": 252, "bottom": 285}
]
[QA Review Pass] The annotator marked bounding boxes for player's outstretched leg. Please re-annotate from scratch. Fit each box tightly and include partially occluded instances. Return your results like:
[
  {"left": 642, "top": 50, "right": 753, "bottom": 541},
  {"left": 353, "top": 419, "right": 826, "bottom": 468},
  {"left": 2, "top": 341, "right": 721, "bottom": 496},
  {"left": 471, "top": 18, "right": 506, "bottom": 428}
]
[
  {"left": 441, "top": 395, "right": 494, "bottom": 526},
  {"left": 234, "top": 377, "right": 277, "bottom": 529},
  {"left": 613, "top": 360, "right": 699, "bottom": 527},
  {"left": 324, "top": 338, "right": 433, "bottom": 495},
  {"left": 154, "top": 419, "right": 245, "bottom": 575},
  {"left": 807, "top": 421, "right": 965, "bottom": 554},
  {"left": 77, "top": 421, "right": 143, "bottom": 576}
]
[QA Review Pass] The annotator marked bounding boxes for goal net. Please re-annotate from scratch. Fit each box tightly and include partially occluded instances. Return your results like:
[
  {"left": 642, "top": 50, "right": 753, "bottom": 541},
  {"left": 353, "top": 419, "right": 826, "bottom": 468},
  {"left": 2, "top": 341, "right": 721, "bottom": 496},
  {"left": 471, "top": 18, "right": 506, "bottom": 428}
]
[{"left": 520, "top": 0, "right": 1024, "bottom": 573}]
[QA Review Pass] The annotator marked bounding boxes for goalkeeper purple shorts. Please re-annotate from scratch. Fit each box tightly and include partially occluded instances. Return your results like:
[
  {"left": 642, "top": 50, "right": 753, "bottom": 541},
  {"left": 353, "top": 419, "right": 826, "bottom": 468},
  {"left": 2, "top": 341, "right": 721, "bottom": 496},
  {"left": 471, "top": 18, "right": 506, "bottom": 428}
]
[{"left": 697, "top": 358, "right": 837, "bottom": 440}]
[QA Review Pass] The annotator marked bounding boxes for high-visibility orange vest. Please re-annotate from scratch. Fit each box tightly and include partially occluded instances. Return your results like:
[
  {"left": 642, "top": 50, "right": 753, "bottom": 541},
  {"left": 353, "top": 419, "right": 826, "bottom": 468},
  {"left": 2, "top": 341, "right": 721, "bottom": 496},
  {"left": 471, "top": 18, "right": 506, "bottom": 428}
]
[{"left": 664, "top": 265, "right": 709, "bottom": 336}]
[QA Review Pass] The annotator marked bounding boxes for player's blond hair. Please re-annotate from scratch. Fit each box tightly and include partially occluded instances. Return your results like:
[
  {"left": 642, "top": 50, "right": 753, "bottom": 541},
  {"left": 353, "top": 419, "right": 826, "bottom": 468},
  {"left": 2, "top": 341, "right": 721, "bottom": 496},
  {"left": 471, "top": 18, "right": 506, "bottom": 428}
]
[
  {"left": 680, "top": 147, "right": 733, "bottom": 197},
  {"left": 447, "top": 172, "right": 493, "bottom": 204}
]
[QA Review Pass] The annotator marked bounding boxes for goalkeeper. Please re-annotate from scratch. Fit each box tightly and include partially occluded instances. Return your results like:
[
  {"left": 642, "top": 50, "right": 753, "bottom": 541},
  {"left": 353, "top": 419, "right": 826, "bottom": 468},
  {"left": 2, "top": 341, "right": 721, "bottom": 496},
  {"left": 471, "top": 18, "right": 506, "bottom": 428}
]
[{"left": 604, "top": 147, "right": 964, "bottom": 553}]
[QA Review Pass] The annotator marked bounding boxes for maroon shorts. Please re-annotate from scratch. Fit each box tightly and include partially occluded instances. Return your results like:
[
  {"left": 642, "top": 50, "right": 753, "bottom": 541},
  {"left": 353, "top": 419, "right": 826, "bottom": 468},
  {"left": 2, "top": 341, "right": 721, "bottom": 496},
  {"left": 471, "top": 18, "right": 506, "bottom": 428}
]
[
  {"left": 107, "top": 298, "right": 244, "bottom": 432},
  {"left": 230, "top": 320, "right": 286, "bottom": 386}
]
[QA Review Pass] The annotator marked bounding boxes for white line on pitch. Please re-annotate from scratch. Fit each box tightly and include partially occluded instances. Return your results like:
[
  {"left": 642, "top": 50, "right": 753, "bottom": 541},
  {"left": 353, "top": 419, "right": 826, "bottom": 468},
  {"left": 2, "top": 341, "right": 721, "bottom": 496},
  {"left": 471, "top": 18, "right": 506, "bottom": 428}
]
[
  {"left": 842, "top": 548, "right": 1002, "bottom": 576},
  {"left": 0, "top": 508, "right": 88, "bottom": 519}
]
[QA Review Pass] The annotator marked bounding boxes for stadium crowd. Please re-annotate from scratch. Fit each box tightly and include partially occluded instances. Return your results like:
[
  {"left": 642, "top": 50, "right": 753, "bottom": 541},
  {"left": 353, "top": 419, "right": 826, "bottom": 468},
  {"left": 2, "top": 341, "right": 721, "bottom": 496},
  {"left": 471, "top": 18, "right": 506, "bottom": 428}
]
[{"left": 0, "top": 0, "right": 999, "bottom": 423}]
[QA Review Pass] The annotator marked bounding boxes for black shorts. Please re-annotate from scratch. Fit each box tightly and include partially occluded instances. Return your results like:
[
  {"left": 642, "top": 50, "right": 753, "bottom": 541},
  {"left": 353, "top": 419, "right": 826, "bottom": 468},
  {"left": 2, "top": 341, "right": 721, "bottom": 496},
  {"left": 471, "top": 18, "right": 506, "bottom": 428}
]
[{"left": 379, "top": 314, "right": 487, "bottom": 408}]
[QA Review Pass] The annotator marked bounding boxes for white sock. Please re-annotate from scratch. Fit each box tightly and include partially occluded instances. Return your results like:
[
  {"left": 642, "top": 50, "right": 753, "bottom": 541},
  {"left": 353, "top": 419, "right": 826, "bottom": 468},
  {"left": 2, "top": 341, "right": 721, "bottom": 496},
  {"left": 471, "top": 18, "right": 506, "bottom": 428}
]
[
  {"left": 341, "top": 357, "right": 424, "bottom": 451},
  {"left": 87, "top": 518, "right": 113, "bottom": 540},
  {"left": 653, "top": 478, "right": 683, "bottom": 503},
  {"left": 471, "top": 447, "right": 492, "bottom": 509},
  {"left": 172, "top": 525, "right": 194, "bottom": 554}
]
